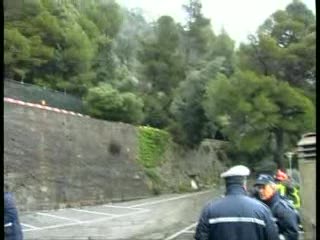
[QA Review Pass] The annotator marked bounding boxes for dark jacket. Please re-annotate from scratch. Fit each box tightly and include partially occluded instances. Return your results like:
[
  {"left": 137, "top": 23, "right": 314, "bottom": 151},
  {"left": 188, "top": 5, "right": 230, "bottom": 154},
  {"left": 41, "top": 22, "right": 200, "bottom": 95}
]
[
  {"left": 262, "top": 192, "right": 299, "bottom": 240},
  {"left": 4, "top": 192, "right": 23, "bottom": 240},
  {"left": 194, "top": 184, "right": 279, "bottom": 240}
]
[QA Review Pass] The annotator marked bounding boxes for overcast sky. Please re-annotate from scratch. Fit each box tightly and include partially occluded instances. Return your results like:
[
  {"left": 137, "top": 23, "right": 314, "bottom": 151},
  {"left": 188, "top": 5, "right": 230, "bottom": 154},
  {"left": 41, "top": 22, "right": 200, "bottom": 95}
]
[{"left": 116, "top": 0, "right": 316, "bottom": 46}]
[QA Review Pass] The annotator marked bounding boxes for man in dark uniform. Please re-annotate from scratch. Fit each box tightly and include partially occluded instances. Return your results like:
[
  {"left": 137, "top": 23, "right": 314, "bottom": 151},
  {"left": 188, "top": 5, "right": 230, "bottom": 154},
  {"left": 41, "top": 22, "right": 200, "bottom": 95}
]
[
  {"left": 254, "top": 174, "right": 299, "bottom": 240},
  {"left": 4, "top": 191, "right": 23, "bottom": 240},
  {"left": 194, "top": 165, "right": 279, "bottom": 240}
]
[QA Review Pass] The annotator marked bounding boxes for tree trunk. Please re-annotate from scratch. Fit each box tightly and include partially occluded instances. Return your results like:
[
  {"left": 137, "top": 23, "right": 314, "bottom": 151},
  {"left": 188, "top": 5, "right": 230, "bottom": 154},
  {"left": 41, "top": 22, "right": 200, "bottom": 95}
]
[{"left": 274, "top": 129, "right": 285, "bottom": 170}]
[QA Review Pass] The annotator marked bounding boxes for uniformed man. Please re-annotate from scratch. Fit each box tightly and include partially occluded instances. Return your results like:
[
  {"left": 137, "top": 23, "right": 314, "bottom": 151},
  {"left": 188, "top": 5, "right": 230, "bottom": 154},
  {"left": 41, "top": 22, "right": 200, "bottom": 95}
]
[
  {"left": 4, "top": 191, "right": 23, "bottom": 240},
  {"left": 255, "top": 174, "right": 299, "bottom": 240},
  {"left": 194, "top": 165, "right": 279, "bottom": 240}
]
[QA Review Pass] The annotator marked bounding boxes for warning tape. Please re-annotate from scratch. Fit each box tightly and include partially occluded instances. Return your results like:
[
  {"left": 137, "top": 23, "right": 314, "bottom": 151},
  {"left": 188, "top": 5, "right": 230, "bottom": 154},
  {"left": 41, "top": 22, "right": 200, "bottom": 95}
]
[{"left": 4, "top": 97, "right": 89, "bottom": 118}]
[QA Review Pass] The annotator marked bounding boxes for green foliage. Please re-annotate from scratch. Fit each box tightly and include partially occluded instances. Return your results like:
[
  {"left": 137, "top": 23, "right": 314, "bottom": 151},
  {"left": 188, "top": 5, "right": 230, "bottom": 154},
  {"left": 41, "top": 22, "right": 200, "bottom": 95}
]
[
  {"left": 137, "top": 15, "right": 186, "bottom": 130},
  {"left": 142, "top": 93, "right": 172, "bottom": 129},
  {"left": 138, "top": 126, "right": 171, "bottom": 168},
  {"left": 138, "top": 16, "right": 185, "bottom": 95},
  {"left": 170, "top": 58, "right": 225, "bottom": 146},
  {"left": 84, "top": 84, "right": 144, "bottom": 124},
  {"left": 82, "top": 0, "right": 123, "bottom": 84},
  {"left": 4, "top": 27, "right": 31, "bottom": 80},
  {"left": 83, "top": 0, "right": 123, "bottom": 38},
  {"left": 183, "top": 0, "right": 215, "bottom": 62},
  {"left": 4, "top": 0, "right": 123, "bottom": 96},
  {"left": 238, "top": 1, "right": 315, "bottom": 92},
  {"left": 210, "top": 30, "right": 235, "bottom": 76},
  {"left": 203, "top": 70, "right": 315, "bottom": 167},
  {"left": 121, "top": 92, "right": 144, "bottom": 123},
  {"left": 113, "top": 8, "right": 151, "bottom": 69}
]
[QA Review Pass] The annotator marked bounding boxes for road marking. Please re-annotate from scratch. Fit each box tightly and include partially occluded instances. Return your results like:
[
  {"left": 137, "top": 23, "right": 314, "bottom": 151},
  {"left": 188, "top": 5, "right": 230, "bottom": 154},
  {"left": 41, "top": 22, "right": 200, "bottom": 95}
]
[
  {"left": 164, "top": 222, "right": 198, "bottom": 240},
  {"left": 37, "top": 212, "right": 83, "bottom": 223},
  {"left": 22, "top": 190, "right": 213, "bottom": 233},
  {"left": 130, "top": 190, "right": 212, "bottom": 208},
  {"left": 70, "top": 208, "right": 117, "bottom": 216},
  {"left": 23, "top": 209, "right": 150, "bottom": 232},
  {"left": 21, "top": 223, "right": 40, "bottom": 230},
  {"left": 102, "top": 205, "right": 145, "bottom": 211},
  {"left": 184, "top": 230, "right": 195, "bottom": 233},
  {"left": 23, "top": 219, "right": 107, "bottom": 232}
]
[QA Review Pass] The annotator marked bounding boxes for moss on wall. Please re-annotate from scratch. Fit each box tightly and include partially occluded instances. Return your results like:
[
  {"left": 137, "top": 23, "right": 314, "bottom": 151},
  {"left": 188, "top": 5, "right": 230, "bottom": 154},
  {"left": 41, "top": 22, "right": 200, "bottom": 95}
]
[
  {"left": 138, "top": 126, "right": 171, "bottom": 168},
  {"left": 137, "top": 126, "right": 174, "bottom": 194}
]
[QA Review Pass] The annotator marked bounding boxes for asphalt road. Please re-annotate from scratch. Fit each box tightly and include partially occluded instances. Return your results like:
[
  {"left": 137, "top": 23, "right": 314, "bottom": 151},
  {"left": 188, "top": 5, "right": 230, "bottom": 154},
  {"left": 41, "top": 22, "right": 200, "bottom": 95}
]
[{"left": 21, "top": 188, "right": 223, "bottom": 240}]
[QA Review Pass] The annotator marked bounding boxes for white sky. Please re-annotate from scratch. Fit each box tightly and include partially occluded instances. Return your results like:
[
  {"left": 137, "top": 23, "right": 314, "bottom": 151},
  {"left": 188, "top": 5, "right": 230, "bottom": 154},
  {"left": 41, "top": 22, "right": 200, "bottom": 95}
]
[{"left": 116, "top": 0, "right": 316, "bottom": 46}]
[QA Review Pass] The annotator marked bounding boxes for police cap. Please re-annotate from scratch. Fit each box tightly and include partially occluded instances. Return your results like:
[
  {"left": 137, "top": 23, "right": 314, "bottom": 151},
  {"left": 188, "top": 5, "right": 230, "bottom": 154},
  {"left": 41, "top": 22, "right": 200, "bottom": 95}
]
[
  {"left": 254, "top": 174, "right": 275, "bottom": 186},
  {"left": 220, "top": 165, "right": 250, "bottom": 178}
]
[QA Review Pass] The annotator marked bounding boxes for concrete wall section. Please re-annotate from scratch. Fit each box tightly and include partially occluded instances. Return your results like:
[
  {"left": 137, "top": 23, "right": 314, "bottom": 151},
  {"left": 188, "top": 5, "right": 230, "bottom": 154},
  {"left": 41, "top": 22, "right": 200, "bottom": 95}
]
[
  {"left": 299, "top": 160, "right": 316, "bottom": 240},
  {"left": 4, "top": 102, "right": 152, "bottom": 212}
]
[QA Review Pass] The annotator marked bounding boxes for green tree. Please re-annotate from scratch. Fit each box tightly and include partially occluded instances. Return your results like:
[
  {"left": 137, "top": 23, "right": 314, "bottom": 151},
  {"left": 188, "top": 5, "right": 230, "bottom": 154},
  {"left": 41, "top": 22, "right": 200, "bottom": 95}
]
[
  {"left": 84, "top": 84, "right": 144, "bottom": 124},
  {"left": 4, "top": 27, "right": 31, "bottom": 81},
  {"left": 4, "top": 1, "right": 98, "bottom": 95},
  {"left": 203, "top": 70, "right": 315, "bottom": 168},
  {"left": 182, "top": 0, "right": 215, "bottom": 68},
  {"left": 81, "top": 0, "right": 123, "bottom": 83},
  {"left": 237, "top": 0, "right": 315, "bottom": 93},
  {"left": 4, "top": 0, "right": 126, "bottom": 96},
  {"left": 170, "top": 57, "right": 225, "bottom": 146},
  {"left": 138, "top": 16, "right": 185, "bottom": 128},
  {"left": 142, "top": 93, "right": 172, "bottom": 129},
  {"left": 113, "top": 9, "right": 149, "bottom": 67},
  {"left": 138, "top": 16, "right": 185, "bottom": 95},
  {"left": 210, "top": 29, "right": 236, "bottom": 76}
]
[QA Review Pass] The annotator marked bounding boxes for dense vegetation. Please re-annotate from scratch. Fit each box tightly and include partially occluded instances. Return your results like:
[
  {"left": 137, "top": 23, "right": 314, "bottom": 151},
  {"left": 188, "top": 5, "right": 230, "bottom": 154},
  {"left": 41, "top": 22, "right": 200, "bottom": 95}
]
[{"left": 4, "top": 0, "right": 315, "bottom": 169}]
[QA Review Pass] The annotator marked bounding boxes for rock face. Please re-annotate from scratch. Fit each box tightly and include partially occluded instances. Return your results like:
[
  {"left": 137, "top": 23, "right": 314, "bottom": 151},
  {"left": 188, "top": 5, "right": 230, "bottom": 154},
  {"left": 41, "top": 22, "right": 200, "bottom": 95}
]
[{"left": 4, "top": 102, "right": 226, "bottom": 212}]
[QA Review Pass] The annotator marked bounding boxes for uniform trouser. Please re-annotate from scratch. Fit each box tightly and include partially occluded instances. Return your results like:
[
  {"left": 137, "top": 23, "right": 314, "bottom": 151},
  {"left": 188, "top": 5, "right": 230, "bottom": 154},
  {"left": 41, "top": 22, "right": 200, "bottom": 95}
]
[
  {"left": 294, "top": 209, "right": 303, "bottom": 229},
  {"left": 4, "top": 222, "right": 23, "bottom": 240}
]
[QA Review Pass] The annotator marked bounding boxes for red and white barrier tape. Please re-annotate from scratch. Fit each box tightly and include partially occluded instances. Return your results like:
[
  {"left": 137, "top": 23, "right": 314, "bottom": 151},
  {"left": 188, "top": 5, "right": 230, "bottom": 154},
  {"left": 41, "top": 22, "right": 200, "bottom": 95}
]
[{"left": 4, "top": 97, "right": 89, "bottom": 118}]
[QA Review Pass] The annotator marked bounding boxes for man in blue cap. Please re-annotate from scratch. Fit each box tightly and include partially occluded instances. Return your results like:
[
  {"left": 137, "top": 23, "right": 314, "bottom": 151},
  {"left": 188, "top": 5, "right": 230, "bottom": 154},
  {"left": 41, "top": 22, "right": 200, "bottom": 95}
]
[
  {"left": 194, "top": 165, "right": 279, "bottom": 240},
  {"left": 254, "top": 174, "right": 299, "bottom": 240}
]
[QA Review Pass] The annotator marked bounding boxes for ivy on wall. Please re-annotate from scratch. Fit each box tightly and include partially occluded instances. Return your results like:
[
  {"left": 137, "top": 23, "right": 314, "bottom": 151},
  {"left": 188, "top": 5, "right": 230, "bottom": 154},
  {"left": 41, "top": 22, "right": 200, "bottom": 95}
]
[{"left": 138, "top": 126, "right": 171, "bottom": 168}]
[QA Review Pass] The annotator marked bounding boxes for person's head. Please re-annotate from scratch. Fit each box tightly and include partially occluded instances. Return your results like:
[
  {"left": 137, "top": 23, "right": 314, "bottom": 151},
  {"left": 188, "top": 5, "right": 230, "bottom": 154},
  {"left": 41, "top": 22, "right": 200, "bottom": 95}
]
[
  {"left": 220, "top": 165, "right": 250, "bottom": 190},
  {"left": 254, "top": 174, "right": 277, "bottom": 200},
  {"left": 274, "top": 169, "right": 288, "bottom": 182}
]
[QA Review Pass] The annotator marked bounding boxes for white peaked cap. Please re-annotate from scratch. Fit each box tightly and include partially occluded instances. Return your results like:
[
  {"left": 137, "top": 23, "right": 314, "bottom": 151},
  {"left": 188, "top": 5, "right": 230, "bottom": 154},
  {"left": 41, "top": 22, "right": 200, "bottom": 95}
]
[{"left": 220, "top": 165, "right": 250, "bottom": 178}]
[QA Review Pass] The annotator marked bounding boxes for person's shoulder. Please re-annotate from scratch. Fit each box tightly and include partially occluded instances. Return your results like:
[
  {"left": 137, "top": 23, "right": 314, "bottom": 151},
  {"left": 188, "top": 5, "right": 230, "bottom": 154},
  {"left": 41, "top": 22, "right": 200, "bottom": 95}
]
[
  {"left": 198, "top": 199, "right": 219, "bottom": 217},
  {"left": 272, "top": 199, "right": 296, "bottom": 220},
  {"left": 246, "top": 196, "right": 260, "bottom": 204},
  {"left": 276, "top": 198, "right": 294, "bottom": 212},
  {"left": 201, "top": 197, "right": 218, "bottom": 208},
  {"left": 243, "top": 196, "right": 270, "bottom": 209},
  {"left": 209, "top": 196, "right": 225, "bottom": 207},
  {"left": 202, "top": 195, "right": 228, "bottom": 212}
]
